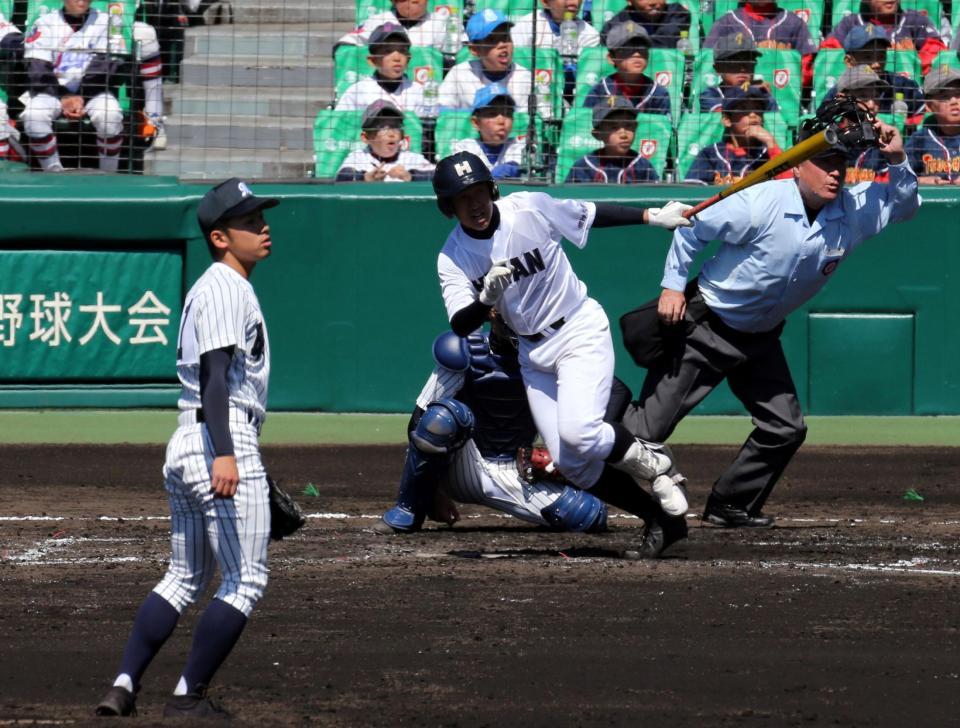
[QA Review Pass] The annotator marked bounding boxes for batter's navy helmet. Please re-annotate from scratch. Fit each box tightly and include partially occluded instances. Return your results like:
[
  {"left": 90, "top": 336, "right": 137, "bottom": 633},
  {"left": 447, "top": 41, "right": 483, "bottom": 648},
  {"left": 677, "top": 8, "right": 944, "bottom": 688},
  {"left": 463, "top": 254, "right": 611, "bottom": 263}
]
[{"left": 432, "top": 151, "right": 499, "bottom": 217}]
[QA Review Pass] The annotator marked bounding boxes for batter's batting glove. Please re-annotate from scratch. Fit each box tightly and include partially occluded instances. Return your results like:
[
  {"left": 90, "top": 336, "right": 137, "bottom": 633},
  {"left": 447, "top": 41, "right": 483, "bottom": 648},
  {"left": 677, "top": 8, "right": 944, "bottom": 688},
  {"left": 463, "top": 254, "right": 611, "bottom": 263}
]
[
  {"left": 479, "top": 259, "right": 514, "bottom": 306},
  {"left": 647, "top": 201, "right": 694, "bottom": 230}
]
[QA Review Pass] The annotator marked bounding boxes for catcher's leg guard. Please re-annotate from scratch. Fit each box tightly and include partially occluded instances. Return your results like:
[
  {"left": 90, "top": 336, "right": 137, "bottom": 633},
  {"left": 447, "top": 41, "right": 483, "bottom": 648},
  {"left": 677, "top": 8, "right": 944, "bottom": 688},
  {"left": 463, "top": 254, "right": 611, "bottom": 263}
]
[
  {"left": 540, "top": 485, "right": 608, "bottom": 533},
  {"left": 382, "top": 399, "right": 474, "bottom": 533}
]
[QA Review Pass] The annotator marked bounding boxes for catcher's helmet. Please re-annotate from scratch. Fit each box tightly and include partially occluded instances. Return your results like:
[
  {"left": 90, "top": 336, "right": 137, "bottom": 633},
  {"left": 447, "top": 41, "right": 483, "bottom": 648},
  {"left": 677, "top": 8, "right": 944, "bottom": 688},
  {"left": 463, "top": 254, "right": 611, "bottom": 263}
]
[{"left": 432, "top": 151, "right": 500, "bottom": 217}]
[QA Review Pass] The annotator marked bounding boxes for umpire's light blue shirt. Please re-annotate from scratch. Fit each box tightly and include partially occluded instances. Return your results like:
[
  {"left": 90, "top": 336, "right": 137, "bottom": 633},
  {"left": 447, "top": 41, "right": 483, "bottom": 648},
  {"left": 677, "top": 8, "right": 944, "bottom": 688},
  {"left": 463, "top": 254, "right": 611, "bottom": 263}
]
[{"left": 662, "top": 160, "right": 921, "bottom": 333}]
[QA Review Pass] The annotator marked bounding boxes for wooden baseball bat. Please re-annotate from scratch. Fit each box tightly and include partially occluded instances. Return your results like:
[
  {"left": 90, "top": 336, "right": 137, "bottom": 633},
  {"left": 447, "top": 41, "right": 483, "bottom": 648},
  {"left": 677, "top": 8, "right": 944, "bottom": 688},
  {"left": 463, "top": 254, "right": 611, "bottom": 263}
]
[{"left": 682, "top": 127, "right": 839, "bottom": 219}]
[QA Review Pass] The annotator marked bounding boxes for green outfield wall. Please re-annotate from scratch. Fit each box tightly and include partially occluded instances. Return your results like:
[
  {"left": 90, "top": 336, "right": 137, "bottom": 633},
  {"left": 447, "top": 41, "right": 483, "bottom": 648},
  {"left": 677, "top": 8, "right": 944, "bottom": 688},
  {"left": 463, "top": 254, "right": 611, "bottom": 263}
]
[{"left": 1, "top": 174, "right": 958, "bottom": 415}]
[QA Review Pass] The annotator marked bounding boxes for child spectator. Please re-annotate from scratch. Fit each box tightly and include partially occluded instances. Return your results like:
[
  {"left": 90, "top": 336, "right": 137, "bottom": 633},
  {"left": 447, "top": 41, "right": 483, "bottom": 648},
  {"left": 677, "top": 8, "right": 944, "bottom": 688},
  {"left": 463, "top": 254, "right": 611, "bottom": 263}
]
[
  {"left": 0, "top": 14, "right": 23, "bottom": 160},
  {"left": 439, "top": 9, "right": 551, "bottom": 118},
  {"left": 818, "top": 25, "right": 925, "bottom": 126},
  {"left": 511, "top": 0, "right": 600, "bottom": 53},
  {"left": 832, "top": 66, "right": 891, "bottom": 184},
  {"left": 599, "top": 0, "right": 692, "bottom": 49},
  {"left": 451, "top": 84, "right": 525, "bottom": 179},
  {"left": 336, "top": 24, "right": 424, "bottom": 114},
  {"left": 337, "top": 0, "right": 459, "bottom": 50},
  {"left": 582, "top": 21, "right": 670, "bottom": 115},
  {"left": 905, "top": 66, "right": 960, "bottom": 185},
  {"left": 336, "top": 100, "right": 435, "bottom": 182},
  {"left": 566, "top": 95, "right": 660, "bottom": 183},
  {"left": 705, "top": 2, "right": 817, "bottom": 86},
  {"left": 685, "top": 86, "right": 783, "bottom": 185},
  {"left": 822, "top": 0, "right": 945, "bottom": 76},
  {"left": 700, "top": 32, "right": 778, "bottom": 113}
]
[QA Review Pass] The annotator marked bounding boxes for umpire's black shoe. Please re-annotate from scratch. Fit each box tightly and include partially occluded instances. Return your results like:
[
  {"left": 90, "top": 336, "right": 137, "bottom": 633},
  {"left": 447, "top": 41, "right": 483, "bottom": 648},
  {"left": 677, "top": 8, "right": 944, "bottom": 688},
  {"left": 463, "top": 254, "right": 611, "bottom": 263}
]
[
  {"left": 625, "top": 515, "right": 688, "bottom": 560},
  {"left": 162, "top": 685, "right": 230, "bottom": 720},
  {"left": 702, "top": 495, "right": 775, "bottom": 528},
  {"left": 95, "top": 685, "right": 137, "bottom": 716}
]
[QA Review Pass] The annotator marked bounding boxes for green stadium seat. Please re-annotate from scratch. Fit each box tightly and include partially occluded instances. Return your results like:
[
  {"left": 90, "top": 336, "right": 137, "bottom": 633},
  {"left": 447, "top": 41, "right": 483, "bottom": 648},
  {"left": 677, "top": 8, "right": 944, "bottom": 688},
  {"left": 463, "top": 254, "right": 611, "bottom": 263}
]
[
  {"left": 932, "top": 50, "right": 960, "bottom": 72},
  {"left": 690, "top": 48, "right": 802, "bottom": 127},
  {"left": 710, "top": 0, "right": 824, "bottom": 42},
  {"left": 313, "top": 108, "right": 424, "bottom": 179},
  {"left": 433, "top": 109, "right": 543, "bottom": 159},
  {"left": 675, "top": 110, "right": 792, "bottom": 180},
  {"left": 334, "top": 45, "right": 443, "bottom": 101},
  {"left": 832, "top": 0, "right": 942, "bottom": 30},
  {"left": 813, "top": 49, "right": 922, "bottom": 108},
  {"left": 555, "top": 108, "right": 672, "bottom": 182},
  {"left": 573, "top": 46, "right": 684, "bottom": 121},
  {"left": 587, "top": 0, "right": 701, "bottom": 52},
  {"left": 355, "top": 0, "right": 464, "bottom": 26}
]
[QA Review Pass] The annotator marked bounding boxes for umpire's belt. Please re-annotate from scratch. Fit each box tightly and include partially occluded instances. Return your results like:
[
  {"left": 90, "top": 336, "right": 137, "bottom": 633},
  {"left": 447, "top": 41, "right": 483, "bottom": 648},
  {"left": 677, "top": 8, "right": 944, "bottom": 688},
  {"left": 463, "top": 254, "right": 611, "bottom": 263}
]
[
  {"left": 520, "top": 317, "right": 566, "bottom": 343},
  {"left": 179, "top": 407, "right": 263, "bottom": 433}
]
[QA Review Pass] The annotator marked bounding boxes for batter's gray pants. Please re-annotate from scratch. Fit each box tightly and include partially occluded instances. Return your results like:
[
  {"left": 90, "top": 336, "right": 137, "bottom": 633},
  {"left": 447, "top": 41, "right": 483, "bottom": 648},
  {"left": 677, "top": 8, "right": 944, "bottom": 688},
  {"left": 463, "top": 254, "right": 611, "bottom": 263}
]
[{"left": 622, "top": 302, "right": 807, "bottom": 515}]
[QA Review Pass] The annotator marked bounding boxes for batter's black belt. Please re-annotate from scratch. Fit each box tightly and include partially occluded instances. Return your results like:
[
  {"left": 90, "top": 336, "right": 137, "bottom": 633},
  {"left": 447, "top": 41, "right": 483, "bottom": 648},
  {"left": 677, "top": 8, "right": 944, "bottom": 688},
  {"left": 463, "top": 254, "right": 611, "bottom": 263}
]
[
  {"left": 520, "top": 317, "right": 566, "bottom": 343},
  {"left": 179, "top": 407, "right": 263, "bottom": 432}
]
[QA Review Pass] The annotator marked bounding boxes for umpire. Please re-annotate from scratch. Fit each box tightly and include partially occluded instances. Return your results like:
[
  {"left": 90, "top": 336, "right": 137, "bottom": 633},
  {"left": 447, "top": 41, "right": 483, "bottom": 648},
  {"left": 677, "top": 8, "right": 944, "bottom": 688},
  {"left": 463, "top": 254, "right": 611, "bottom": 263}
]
[{"left": 621, "top": 118, "right": 920, "bottom": 528}]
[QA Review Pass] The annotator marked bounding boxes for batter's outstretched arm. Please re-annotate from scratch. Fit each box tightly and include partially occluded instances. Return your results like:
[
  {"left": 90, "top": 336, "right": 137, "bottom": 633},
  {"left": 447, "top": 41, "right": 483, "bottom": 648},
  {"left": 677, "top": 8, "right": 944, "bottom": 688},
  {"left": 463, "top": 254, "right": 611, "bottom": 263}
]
[
  {"left": 450, "top": 300, "right": 491, "bottom": 338},
  {"left": 592, "top": 202, "right": 692, "bottom": 230}
]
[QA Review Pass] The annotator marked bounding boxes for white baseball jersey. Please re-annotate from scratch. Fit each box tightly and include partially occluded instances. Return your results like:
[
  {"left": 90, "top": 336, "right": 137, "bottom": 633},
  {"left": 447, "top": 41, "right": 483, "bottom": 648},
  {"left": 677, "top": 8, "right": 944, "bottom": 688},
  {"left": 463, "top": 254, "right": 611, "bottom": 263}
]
[
  {"left": 416, "top": 366, "right": 570, "bottom": 525},
  {"left": 510, "top": 11, "right": 600, "bottom": 53},
  {"left": 438, "top": 60, "right": 552, "bottom": 118},
  {"left": 438, "top": 191, "right": 595, "bottom": 337},
  {"left": 335, "top": 75, "right": 425, "bottom": 115},
  {"left": 175, "top": 262, "right": 270, "bottom": 422},
  {"left": 450, "top": 137, "right": 525, "bottom": 170},
  {"left": 338, "top": 10, "right": 459, "bottom": 49},
  {"left": 337, "top": 148, "right": 435, "bottom": 180},
  {"left": 24, "top": 8, "right": 115, "bottom": 93}
]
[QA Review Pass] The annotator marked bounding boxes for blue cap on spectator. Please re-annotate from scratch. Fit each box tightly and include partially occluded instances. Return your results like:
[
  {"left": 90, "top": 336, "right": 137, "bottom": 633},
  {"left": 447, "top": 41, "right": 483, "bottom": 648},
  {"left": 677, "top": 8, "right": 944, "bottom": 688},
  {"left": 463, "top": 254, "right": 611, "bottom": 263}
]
[
  {"left": 605, "top": 20, "right": 651, "bottom": 51},
  {"left": 844, "top": 24, "right": 891, "bottom": 52},
  {"left": 714, "top": 32, "right": 760, "bottom": 61},
  {"left": 592, "top": 95, "right": 637, "bottom": 125},
  {"left": 471, "top": 83, "right": 516, "bottom": 112},
  {"left": 721, "top": 85, "right": 769, "bottom": 113},
  {"left": 369, "top": 22, "right": 411, "bottom": 47},
  {"left": 466, "top": 8, "right": 513, "bottom": 42}
]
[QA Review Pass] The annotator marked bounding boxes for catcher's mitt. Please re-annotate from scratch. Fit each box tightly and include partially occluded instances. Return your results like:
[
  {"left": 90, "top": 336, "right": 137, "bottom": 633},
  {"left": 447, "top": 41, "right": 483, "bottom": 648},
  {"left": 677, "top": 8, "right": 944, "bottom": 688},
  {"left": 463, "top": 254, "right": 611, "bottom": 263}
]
[
  {"left": 516, "top": 447, "right": 570, "bottom": 485},
  {"left": 268, "top": 476, "right": 306, "bottom": 541}
]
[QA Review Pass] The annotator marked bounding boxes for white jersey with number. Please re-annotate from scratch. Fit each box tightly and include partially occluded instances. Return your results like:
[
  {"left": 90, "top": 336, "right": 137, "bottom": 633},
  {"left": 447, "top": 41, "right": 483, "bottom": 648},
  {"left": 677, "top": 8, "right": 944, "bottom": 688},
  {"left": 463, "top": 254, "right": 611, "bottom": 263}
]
[
  {"left": 24, "top": 8, "right": 114, "bottom": 93},
  {"left": 175, "top": 262, "right": 270, "bottom": 421},
  {"left": 437, "top": 191, "right": 596, "bottom": 337}
]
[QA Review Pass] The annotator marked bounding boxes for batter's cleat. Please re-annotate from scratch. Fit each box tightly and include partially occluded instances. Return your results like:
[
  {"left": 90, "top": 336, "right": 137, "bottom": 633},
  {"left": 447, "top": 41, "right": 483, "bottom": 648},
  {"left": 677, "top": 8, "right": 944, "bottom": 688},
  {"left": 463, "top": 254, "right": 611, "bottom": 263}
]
[
  {"left": 377, "top": 505, "right": 422, "bottom": 534},
  {"left": 611, "top": 438, "right": 672, "bottom": 482},
  {"left": 651, "top": 474, "right": 688, "bottom": 517},
  {"left": 95, "top": 686, "right": 137, "bottom": 716},
  {"left": 702, "top": 495, "right": 775, "bottom": 528},
  {"left": 162, "top": 685, "right": 230, "bottom": 720}
]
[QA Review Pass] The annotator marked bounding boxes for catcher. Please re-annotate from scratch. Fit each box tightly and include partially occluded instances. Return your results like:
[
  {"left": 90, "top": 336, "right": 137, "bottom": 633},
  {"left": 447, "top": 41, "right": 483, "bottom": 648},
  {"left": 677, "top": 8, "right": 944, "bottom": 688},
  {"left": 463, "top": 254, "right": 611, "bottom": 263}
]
[{"left": 377, "top": 313, "right": 686, "bottom": 557}]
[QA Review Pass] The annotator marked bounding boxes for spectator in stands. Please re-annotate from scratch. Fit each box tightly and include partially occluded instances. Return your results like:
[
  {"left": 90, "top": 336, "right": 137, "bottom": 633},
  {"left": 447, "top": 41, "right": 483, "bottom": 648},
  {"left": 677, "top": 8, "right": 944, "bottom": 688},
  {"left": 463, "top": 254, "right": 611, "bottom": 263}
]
[
  {"left": 831, "top": 66, "right": 891, "bottom": 184},
  {"left": 21, "top": 0, "right": 148, "bottom": 172},
  {"left": 566, "top": 95, "right": 659, "bottom": 182},
  {"left": 512, "top": 0, "right": 600, "bottom": 52},
  {"left": 818, "top": 25, "right": 925, "bottom": 127},
  {"left": 133, "top": 20, "right": 168, "bottom": 150},
  {"left": 582, "top": 21, "right": 670, "bottom": 115},
  {"left": 701, "top": 32, "right": 778, "bottom": 113},
  {"left": 336, "top": 100, "right": 434, "bottom": 182},
  {"left": 822, "top": 0, "right": 945, "bottom": 76},
  {"left": 438, "top": 9, "right": 551, "bottom": 118},
  {"left": 0, "top": 14, "right": 23, "bottom": 161},
  {"left": 336, "top": 24, "right": 424, "bottom": 114},
  {"left": 685, "top": 86, "right": 783, "bottom": 185},
  {"left": 905, "top": 66, "right": 960, "bottom": 184},
  {"left": 705, "top": 2, "right": 818, "bottom": 87},
  {"left": 140, "top": 1, "right": 188, "bottom": 83},
  {"left": 337, "top": 0, "right": 461, "bottom": 51},
  {"left": 599, "top": 0, "right": 692, "bottom": 49},
  {"left": 451, "top": 84, "right": 525, "bottom": 179}
]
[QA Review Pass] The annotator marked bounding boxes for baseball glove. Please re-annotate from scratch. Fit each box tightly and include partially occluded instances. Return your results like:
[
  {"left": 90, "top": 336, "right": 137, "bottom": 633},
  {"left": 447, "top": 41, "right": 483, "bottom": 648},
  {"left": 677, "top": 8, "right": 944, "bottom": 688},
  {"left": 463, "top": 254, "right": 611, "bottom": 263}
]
[
  {"left": 516, "top": 447, "right": 571, "bottom": 485},
  {"left": 268, "top": 476, "right": 306, "bottom": 541}
]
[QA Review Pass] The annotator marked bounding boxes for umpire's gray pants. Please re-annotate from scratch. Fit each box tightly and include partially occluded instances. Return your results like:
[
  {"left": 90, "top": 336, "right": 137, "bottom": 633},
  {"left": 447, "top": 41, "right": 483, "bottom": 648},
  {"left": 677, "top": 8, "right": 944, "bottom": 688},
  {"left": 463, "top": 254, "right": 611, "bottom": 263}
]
[{"left": 622, "top": 304, "right": 806, "bottom": 515}]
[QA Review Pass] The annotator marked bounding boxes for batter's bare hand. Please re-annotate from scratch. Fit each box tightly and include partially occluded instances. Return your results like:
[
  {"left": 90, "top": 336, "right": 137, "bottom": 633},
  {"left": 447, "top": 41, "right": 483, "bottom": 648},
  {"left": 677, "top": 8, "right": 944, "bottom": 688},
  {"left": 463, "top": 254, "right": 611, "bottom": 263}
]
[
  {"left": 647, "top": 201, "right": 694, "bottom": 230},
  {"left": 874, "top": 120, "right": 905, "bottom": 164},
  {"left": 211, "top": 455, "right": 239, "bottom": 498},
  {"left": 61, "top": 95, "right": 84, "bottom": 120},
  {"left": 658, "top": 288, "right": 687, "bottom": 325}
]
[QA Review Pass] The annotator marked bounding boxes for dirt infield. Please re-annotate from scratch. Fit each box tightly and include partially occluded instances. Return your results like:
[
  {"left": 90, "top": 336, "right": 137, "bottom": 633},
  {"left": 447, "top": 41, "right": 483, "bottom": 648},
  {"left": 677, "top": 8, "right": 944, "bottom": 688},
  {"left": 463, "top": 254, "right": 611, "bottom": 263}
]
[{"left": 1, "top": 444, "right": 959, "bottom": 726}]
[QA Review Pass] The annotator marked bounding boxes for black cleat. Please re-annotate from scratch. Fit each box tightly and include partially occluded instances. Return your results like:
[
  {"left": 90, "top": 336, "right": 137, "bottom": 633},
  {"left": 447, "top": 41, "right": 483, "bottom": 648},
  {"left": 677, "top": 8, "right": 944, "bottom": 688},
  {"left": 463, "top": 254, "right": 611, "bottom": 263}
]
[
  {"left": 624, "top": 514, "right": 688, "bottom": 559},
  {"left": 95, "top": 685, "right": 137, "bottom": 717},
  {"left": 162, "top": 685, "right": 230, "bottom": 720},
  {"left": 702, "top": 495, "right": 775, "bottom": 528}
]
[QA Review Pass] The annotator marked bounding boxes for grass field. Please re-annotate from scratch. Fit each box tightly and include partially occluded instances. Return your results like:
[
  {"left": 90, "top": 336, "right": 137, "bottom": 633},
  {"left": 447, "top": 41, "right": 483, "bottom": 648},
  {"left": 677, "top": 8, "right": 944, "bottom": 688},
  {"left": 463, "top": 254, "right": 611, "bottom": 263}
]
[{"left": 1, "top": 410, "right": 960, "bottom": 446}]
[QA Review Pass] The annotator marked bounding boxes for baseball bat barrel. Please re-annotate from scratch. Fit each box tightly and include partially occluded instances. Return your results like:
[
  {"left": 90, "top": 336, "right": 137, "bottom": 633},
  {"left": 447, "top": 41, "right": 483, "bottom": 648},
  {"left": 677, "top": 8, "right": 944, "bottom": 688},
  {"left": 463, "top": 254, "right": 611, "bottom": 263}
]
[{"left": 681, "top": 127, "right": 838, "bottom": 219}]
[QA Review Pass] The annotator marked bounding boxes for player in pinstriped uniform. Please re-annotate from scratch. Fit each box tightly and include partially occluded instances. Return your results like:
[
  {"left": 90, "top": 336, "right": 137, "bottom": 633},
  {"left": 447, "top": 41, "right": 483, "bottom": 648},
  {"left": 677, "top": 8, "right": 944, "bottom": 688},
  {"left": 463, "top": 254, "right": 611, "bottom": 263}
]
[
  {"left": 379, "top": 314, "right": 611, "bottom": 534},
  {"left": 96, "top": 178, "right": 278, "bottom": 720}
]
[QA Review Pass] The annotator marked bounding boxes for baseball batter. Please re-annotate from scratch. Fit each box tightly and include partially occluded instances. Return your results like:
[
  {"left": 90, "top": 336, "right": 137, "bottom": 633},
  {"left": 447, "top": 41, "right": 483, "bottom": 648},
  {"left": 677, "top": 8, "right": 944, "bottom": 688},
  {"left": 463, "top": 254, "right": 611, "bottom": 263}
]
[
  {"left": 431, "top": 151, "right": 692, "bottom": 528},
  {"left": 379, "top": 315, "right": 611, "bottom": 535},
  {"left": 96, "top": 178, "right": 278, "bottom": 719}
]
